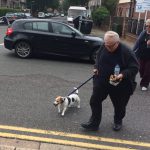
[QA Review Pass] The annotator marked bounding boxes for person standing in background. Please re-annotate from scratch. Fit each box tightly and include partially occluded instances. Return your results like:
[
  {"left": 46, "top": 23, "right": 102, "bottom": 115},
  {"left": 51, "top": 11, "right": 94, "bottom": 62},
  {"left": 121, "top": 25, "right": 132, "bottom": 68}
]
[{"left": 133, "top": 19, "right": 150, "bottom": 91}]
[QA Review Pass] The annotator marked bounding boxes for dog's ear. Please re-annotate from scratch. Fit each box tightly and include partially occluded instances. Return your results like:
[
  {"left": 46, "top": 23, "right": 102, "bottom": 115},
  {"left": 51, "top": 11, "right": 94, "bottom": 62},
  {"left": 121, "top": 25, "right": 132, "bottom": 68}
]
[{"left": 56, "top": 96, "right": 61, "bottom": 100}]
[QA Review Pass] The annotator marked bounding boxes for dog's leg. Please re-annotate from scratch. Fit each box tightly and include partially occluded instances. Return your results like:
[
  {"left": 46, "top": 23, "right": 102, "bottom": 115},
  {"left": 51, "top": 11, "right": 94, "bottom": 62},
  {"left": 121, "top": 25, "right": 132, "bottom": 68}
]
[
  {"left": 77, "top": 98, "right": 80, "bottom": 108},
  {"left": 58, "top": 104, "right": 61, "bottom": 113},
  {"left": 61, "top": 106, "right": 67, "bottom": 116}
]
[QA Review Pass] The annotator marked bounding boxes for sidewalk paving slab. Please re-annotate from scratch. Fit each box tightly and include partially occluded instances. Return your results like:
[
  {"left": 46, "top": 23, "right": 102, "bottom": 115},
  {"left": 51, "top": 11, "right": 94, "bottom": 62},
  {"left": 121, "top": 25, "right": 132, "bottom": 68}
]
[
  {"left": 0, "top": 145, "right": 15, "bottom": 150},
  {"left": 40, "top": 143, "right": 93, "bottom": 150},
  {"left": 0, "top": 137, "right": 39, "bottom": 150},
  {"left": 16, "top": 148, "right": 38, "bottom": 150},
  {"left": 0, "top": 137, "right": 94, "bottom": 150}
]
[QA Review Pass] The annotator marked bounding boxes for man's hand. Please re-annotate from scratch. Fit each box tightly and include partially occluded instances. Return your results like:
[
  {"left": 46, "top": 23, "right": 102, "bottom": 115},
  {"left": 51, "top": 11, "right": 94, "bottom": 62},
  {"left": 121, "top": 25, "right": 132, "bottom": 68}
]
[
  {"left": 116, "top": 73, "right": 123, "bottom": 81},
  {"left": 147, "top": 39, "right": 150, "bottom": 45},
  {"left": 117, "top": 73, "right": 123, "bottom": 80},
  {"left": 93, "top": 69, "right": 98, "bottom": 75},
  {"left": 110, "top": 74, "right": 123, "bottom": 82}
]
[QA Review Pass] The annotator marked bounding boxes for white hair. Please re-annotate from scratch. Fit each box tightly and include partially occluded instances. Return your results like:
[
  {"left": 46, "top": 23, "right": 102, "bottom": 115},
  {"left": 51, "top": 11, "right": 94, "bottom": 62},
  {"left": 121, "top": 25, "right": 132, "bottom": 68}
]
[
  {"left": 104, "top": 31, "right": 120, "bottom": 42},
  {"left": 146, "top": 19, "right": 150, "bottom": 24}
]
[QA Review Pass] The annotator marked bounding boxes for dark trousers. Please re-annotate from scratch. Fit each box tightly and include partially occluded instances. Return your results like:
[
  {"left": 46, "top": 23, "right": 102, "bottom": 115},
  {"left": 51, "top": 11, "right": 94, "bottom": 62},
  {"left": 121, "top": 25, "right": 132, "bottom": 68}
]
[
  {"left": 139, "top": 59, "right": 150, "bottom": 87},
  {"left": 90, "top": 82, "right": 130, "bottom": 126}
]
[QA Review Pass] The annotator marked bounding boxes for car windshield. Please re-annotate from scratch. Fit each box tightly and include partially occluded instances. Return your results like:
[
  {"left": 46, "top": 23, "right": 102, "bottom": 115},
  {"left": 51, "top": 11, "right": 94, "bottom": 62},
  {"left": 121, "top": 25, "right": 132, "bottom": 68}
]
[
  {"left": 68, "top": 10, "right": 87, "bottom": 17},
  {"left": 38, "top": 12, "right": 44, "bottom": 15}
]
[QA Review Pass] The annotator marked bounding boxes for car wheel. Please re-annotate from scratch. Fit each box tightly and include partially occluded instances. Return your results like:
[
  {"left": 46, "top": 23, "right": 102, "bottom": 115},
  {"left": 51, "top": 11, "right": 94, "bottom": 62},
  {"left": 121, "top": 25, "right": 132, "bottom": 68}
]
[
  {"left": 15, "top": 41, "right": 32, "bottom": 58},
  {"left": 90, "top": 49, "right": 98, "bottom": 64}
]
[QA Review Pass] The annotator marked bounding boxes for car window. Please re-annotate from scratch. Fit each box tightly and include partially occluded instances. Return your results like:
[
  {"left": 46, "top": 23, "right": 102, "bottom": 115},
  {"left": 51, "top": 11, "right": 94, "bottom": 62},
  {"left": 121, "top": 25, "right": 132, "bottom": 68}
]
[
  {"left": 6, "top": 13, "right": 14, "bottom": 17},
  {"left": 33, "top": 22, "right": 49, "bottom": 32},
  {"left": 51, "top": 22, "right": 73, "bottom": 35},
  {"left": 24, "top": 22, "right": 32, "bottom": 30}
]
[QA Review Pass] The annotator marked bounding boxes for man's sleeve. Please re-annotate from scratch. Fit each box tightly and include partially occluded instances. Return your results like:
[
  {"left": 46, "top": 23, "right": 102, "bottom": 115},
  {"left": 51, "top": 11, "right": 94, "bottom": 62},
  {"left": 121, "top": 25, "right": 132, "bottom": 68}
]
[
  {"left": 121, "top": 50, "right": 139, "bottom": 79},
  {"left": 133, "top": 31, "right": 145, "bottom": 51}
]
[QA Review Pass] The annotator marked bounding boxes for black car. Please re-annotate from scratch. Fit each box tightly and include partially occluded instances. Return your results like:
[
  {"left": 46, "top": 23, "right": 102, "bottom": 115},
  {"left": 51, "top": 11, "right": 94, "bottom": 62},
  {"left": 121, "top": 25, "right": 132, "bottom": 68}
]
[{"left": 4, "top": 19, "right": 103, "bottom": 62}]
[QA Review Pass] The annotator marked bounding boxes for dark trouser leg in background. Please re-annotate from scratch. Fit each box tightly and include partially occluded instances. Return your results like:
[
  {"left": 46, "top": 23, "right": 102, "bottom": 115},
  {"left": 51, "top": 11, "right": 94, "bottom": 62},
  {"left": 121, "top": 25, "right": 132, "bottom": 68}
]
[{"left": 139, "top": 59, "right": 150, "bottom": 87}]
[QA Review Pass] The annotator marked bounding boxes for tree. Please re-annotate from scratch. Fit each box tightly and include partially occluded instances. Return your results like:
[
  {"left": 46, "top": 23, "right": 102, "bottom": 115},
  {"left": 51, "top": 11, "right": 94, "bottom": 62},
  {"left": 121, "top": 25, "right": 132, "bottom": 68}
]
[
  {"left": 62, "top": 0, "right": 70, "bottom": 13},
  {"left": 101, "top": 0, "right": 118, "bottom": 16},
  {"left": 92, "top": 6, "right": 109, "bottom": 26},
  {"left": 26, "top": 0, "right": 59, "bottom": 13},
  {"left": 69, "top": 0, "right": 89, "bottom": 6}
]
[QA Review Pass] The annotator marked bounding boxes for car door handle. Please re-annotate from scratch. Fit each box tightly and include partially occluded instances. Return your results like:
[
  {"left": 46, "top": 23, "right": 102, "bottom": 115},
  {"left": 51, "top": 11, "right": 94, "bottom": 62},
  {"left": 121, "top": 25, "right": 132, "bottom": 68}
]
[
  {"left": 31, "top": 36, "right": 34, "bottom": 38},
  {"left": 84, "top": 40, "right": 89, "bottom": 43}
]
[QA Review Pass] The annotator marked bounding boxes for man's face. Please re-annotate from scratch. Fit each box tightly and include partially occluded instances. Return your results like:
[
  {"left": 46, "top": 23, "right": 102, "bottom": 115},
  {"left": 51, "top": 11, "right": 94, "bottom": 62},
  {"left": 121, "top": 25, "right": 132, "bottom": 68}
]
[
  {"left": 145, "top": 22, "right": 150, "bottom": 33},
  {"left": 104, "top": 36, "right": 119, "bottom": 52}
]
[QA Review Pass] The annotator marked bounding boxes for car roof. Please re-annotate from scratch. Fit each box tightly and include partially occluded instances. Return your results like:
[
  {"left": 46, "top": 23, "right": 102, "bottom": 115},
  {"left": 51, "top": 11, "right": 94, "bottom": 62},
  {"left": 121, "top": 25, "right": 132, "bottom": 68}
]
[
  {"left": 13, "top": 18, "right": 69, "bottom": 26},
  {"left": 14, "top": 18, "right": 54, "bottom": 23}
]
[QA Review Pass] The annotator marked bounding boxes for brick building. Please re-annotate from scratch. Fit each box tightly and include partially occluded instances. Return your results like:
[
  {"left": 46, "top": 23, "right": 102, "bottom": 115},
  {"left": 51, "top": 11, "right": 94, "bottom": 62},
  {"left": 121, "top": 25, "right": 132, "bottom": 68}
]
[
  {"left": 0, "top": 0, "right": 26, "bottom": 9},
  {"left": 117, "top": 0, "right": 150, "bottom": 19}
]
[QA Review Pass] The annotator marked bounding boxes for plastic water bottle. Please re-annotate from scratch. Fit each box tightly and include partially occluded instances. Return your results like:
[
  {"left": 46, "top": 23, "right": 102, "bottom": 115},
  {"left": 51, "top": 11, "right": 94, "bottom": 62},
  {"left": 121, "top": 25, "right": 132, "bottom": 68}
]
[{"left": 114, "top": 64, "right": 120, "bottom": 76}]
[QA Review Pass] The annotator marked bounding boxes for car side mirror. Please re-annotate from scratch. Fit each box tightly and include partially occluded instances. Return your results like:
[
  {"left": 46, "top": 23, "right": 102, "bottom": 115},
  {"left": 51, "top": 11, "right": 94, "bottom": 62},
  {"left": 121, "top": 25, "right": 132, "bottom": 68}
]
[{"left": 71, "top": 31, "right": 76, "bottom": 38}]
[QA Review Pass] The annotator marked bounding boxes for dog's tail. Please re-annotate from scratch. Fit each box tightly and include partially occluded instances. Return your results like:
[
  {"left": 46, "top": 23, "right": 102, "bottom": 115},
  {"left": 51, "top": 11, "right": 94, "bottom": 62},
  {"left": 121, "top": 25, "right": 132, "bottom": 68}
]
[{"left": 73, "top": 87, "right": 78, "bottom": 94}]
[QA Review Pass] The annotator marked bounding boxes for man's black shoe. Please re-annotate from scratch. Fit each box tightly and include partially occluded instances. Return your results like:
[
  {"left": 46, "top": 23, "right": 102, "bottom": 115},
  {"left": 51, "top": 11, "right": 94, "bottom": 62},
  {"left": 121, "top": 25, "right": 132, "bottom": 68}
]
[
  {"left": 113, "top": 122, "right": 122, "bottom": 131},
  {"left": 81, "top": 122, "right": 99, "bottom": 131}
]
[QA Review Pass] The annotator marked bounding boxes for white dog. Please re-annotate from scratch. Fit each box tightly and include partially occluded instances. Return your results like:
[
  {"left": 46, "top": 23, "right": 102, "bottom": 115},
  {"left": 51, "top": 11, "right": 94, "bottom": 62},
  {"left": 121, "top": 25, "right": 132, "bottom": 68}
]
[{"left": 53, "top": 88, "right": 80, "bottom": 116}]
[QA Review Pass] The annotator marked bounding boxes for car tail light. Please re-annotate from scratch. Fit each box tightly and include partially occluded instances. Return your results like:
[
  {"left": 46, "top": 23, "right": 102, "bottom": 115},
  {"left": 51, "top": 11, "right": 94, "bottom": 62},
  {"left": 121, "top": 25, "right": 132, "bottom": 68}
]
[{"left": 6, "top": 28, "right": 13, "bottom": 36}]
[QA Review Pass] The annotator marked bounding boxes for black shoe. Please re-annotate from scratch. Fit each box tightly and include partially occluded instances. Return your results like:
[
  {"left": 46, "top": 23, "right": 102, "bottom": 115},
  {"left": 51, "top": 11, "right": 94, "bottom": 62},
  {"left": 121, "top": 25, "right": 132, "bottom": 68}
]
[
  {"left": 81, "top": 122, "right": 99, "bottom": 131},
  {"left": 113, "top": 122, "right": 122, "bottom": 131}
]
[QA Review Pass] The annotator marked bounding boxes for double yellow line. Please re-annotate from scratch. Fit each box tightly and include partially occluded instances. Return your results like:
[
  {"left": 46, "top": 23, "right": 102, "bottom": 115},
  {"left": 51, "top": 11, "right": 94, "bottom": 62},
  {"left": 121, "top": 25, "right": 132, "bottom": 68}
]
[{"left": 0, "top": 125, "right": 149, "bottom": 150}]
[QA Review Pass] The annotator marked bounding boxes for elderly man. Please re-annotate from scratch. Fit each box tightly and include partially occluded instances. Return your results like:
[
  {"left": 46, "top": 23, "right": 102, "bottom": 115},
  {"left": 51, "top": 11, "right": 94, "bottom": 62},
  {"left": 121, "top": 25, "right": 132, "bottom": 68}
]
[
  {"left": 133, "top": 19, "right": 150, "bottom": 91},
  {"left": 81, "top": 31, "right": 139, "bottom": 131}
]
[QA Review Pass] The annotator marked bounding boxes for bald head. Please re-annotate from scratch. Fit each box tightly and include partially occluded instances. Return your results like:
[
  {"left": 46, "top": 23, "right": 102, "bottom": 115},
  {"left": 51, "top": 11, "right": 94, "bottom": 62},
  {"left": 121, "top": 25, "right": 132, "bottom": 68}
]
[
  {"left": 104, "top": 31, "right": 120, "bottom": 52},
  {"left": 104, "top": 31, "right": 120, "bottom": 43}
]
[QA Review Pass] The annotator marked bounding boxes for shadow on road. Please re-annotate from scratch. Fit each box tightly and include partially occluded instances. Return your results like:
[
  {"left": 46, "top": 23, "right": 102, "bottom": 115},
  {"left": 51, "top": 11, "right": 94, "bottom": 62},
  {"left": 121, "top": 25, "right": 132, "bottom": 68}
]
[{"left": 5, "top": 52, "right": 93, "bottom": 65}]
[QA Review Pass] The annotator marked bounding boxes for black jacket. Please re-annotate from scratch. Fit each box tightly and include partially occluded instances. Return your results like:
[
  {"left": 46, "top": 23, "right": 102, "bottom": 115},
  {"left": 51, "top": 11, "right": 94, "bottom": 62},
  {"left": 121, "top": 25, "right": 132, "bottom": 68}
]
[
  {"left": 94, "top": 43, "right": 139, "bottom": 94},
  {"left": 133, "top": 30, "right": 150, "bottom": 59}
]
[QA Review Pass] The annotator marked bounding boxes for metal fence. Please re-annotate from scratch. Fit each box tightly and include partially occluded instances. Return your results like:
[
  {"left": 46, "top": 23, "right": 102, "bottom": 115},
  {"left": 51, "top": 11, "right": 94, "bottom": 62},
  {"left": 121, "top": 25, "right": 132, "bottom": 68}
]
[
  {"left": 127, "top": 19, "right": 144, "bottom": 35},
  {"left": 99, "top": 16, "right": 145, "bottom": 37}
]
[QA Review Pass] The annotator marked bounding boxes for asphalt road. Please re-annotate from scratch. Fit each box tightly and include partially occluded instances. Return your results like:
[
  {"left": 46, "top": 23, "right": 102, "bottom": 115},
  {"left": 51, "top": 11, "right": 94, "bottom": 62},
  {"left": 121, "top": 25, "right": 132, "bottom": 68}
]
[{"left": 0, "top": 23, "right": 150, "bottom": 150}]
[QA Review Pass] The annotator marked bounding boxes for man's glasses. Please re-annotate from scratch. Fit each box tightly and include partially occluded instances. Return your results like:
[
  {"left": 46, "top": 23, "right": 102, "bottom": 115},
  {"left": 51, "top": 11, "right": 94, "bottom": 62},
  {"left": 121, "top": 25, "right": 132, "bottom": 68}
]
[
  {"left": 146, "top": 25, "right": 150, "bottom": 28},
  {"left": 104, "top": 42, "right": 117, "bottom": 48}
]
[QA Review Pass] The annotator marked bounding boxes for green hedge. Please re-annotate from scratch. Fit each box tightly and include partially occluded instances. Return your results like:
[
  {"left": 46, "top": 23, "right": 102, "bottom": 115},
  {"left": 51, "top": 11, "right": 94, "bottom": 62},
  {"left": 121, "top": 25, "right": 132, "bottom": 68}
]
[
  {"left": 0, "top": 8, "right": 21, "bottom": 17},
  {"left": 92, "top": 6, "right": 109, "bottom": 26}
]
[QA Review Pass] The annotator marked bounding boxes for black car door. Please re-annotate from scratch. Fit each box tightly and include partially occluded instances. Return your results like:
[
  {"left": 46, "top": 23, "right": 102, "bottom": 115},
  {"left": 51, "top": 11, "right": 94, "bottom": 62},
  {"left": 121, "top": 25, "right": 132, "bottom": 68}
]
[
  {"left": 50, "top": 22, "right": 90, "bottom": 56},
  {"left": 30, "top": 21, "right": 56, "bottom": 53}
]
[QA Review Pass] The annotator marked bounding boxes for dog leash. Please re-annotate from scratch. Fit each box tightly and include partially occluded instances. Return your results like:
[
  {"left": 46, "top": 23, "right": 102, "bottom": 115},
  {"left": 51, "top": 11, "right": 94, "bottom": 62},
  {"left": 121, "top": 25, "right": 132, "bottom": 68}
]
[{"left": 67, "top": 75, "right": 94, "bottom": 96}]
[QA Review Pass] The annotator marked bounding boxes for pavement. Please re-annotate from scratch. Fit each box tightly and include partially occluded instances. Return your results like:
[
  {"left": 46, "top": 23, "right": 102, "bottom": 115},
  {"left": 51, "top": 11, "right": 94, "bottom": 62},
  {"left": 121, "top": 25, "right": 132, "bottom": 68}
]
[
  {"left": 0, "top": 27, "right": 136, "bottom": 150},
  {"left": 0, "top": 137, "right": 92, "bottom": 150}
]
